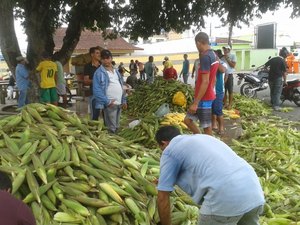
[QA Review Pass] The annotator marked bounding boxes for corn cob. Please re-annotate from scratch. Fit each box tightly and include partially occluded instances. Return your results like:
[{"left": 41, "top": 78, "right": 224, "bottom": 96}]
[
  {"left": 61, "top": 199, "right": 90, "bottom": 216},
  {"left": 53, "top": 212, "right": 83, "bottom": 223},
  {"left": 97, "top": 205, "right": 126, "bottom": 216},
  {"left": 99, "top": 183, "right": 124, "bottom": 205}
]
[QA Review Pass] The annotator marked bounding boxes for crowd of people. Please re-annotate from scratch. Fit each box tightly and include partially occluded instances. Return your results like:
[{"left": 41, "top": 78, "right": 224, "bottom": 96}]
[
  {"left": 74, "top": 33, "right": 265, "bottom": 225},
  {"left": 13, "top": 52, "right": 67, "bottom": 109},
  {"left": 4, "top": 31, "right": 293, "bottom": 225},
  {"left": 155, "top": 32, "right": 265, "bottom": 225}
]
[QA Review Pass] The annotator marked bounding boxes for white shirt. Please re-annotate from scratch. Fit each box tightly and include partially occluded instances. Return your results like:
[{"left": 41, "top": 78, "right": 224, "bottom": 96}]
[
  {"left": 223, "top": 53, "right": 237, "bottom": 74},
  {"left": 193, "top": 59, "right": 200, "bottom": 81},
  {"left": 106, "top": 70, "right": 123, "bottom": 105}
]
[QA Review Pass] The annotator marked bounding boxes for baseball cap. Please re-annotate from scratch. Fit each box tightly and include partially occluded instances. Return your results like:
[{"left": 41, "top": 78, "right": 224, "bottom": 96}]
[
  {"left": 101, "top": 49, "right": 112, "bottom": 59},
  {"left": 16, "top": 56, "right": 26, "bottom": 62},
  {"left": 223, "top": 45, "right": 231, "bottom": 50}
]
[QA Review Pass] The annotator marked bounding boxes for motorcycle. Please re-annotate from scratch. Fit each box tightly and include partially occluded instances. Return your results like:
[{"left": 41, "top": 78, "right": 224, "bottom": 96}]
[
  {"left": 236, "top": 65, "right": 269, "bottom": 98},
  {"left": 281, "top": 79, "right": 300, "bottom": 107}
]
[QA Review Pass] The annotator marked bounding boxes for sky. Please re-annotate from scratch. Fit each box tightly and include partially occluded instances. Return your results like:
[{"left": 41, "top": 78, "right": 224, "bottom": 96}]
[
  {"left": 200, "top": 6, "right": 300, "bottom": 41},
  {"left": 14, "top": 5, "right": 300, "bottom": 52}
]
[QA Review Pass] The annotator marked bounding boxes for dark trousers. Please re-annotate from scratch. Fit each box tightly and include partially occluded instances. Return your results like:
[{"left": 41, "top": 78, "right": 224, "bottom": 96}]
[{"left": 269, "top": 77, "right": 283, "bottom": 107}]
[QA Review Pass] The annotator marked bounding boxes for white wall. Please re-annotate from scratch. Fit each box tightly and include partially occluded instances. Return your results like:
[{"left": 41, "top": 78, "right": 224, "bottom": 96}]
[{"left": 132, "top": 38, "right": 197, "bottom": 56}]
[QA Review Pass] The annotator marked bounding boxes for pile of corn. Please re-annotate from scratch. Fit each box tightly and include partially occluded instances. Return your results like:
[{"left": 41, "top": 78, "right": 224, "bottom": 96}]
[
  {"left": 160, "top": 113, "right": 187, "bottom": 129},
  {"left": 127, "top": 77, "right": 193, "bottom": 117},
  {"left": 223, "top": 109, "right": 241, "bottom": 119},
  {"left": 232, "top": 118, "right": 300, "bottom": 224},
  {"left": 232, "top": 94, "right": 271, "bottom": 117},
  {"left": 0, "top": 103, "right": 199, "bottom": 225},
  {"left": 118, "top": 115, "right": 160, "bottom": 148}
]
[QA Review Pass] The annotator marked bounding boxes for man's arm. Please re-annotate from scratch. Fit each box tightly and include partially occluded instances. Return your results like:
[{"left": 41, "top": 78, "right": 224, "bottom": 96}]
[
  {"left": 180, "top": 61, "right": 185, "bottom": 76},
  {"left": 189, "top": 73, "right": 209, "bottom": 113},
  {"left": 218, "top": 63, "right": 226, "bottom": 73},
  {"left": 224, "top": 55, "right": 236, "bottom": 68},
  {"left": 224, "top": 74, "right": 228, "bottom": 84},
  {"left": 93, "top": 71, "right": 111, "bottom": 107},
  {"left": 282, "top": 60, "right": 288, "bottom": 84},
  {"left": 54, "top": 72, "right": 58, "bottom": 84},
  {"left": 157, "top": 191, "right": 171, "bottom": 225},
  {"left": 118, "top": 71, "right": 127, "bottom": 106},
  {"left": 191, "top": 65, "right": 195, "bottom": 78},
  {"left": 283, "top": 72, "right": 287, "bottom": 84}
]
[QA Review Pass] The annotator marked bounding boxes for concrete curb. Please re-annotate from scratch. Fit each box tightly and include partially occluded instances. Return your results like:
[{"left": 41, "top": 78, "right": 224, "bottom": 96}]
[{"left": 0, "top": 103, "right": 18, "bottom": 115}]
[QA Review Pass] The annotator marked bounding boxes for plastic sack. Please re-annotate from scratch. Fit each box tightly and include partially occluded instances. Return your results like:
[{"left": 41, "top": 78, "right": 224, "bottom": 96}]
[
  {"left": 155, "top": 103, "right": 170, "bottom": 117},
  {"left": 128, "top": 119, "right": 141, "bottom": 128},
  {"left": 172, "top": 91, "right": 187, "bottom": 107}
]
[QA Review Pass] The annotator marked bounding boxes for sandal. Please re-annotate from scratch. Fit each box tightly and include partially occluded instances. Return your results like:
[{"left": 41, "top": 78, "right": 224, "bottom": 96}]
[
  {"left": 218, "top": 130, "right": 225, "bottom": 136},
  {"left": 212, "top": 127, "right": 219, "bottom": 132}
]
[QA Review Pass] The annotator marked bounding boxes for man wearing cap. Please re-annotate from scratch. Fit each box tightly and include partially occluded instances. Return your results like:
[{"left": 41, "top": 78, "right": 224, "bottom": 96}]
[
  {"left": 93, "top": 49, "right": 127, "bottom": 133},
  {"left": 222, "top": 45, "right": 237, "bottom": 109},
  {"left": 15, "top": 56, "right": 30, "bottom": 108},
  {"left": 36, "top": 52, "right": 58, "bottom": 105}
]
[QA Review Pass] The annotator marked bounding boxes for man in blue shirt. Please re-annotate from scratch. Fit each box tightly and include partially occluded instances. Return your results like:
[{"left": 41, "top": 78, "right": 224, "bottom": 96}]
[
  {"left": 156, "top": 126, "right": 265, "bottom": 225},
  {"left": 93, "top": 50, "right": 127, "bottom": 133},
  {"left": 212, "top": 50, "right": 227, "bottom": 135},
  {"left": 15, "top": 56, "right": 30, "bottom": 108},
  {"left": 179, "top": 54, "right": 190, "bottom": 84}
]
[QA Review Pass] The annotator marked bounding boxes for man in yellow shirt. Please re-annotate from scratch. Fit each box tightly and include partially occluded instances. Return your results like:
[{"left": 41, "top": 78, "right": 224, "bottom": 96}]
[{"left": 36, "top": 52, "right": 58, "bottom": 105}]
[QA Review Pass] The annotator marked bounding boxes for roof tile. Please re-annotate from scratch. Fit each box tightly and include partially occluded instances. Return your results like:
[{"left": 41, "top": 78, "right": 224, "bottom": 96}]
[{"left": 54, "top": 28, "right": 143, "bottom": 51}]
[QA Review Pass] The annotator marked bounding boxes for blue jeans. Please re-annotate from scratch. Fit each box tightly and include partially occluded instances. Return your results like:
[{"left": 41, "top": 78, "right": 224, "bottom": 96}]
[
  {"left": 146, "top": 74, "right": 154, "bottom": 84},
  {"left": 140, "top": 71, "right": 145, "bottom": 80},
  {"left": 183, "top": 73, "right": 189, "bottom": 84},
  {"left": 18, "top": 89, "right": 29, "bottom": 108},
  {"left": 103, "top": 105, "right": 122, "bottom": 133},
  {"left": 269, "top": 77, "right": 283, "bottom": 107}
]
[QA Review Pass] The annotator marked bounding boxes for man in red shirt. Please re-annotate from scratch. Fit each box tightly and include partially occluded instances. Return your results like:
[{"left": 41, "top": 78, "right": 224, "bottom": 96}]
[
  {"left": 0, "top": 171, "right": 36, "bottom": 225},
  {"left": 184, "top": 32, "right": 219, "bottom": 135}
]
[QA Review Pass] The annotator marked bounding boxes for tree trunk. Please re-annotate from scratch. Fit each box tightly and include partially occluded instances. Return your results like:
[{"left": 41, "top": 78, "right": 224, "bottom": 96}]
[
  {"left": 53, "top": 2, "right": 84, "bottom": 65},
  {"left": 0, "top": 1, "right": 87, "bottom": 103},
  {"left": 228, "top": 22, "right": 233, "bottom": 48},
  {"left": 21, "top": 0, "right": 55, "bottom": 102},
  {"left": 22, "top": 1, "right": 84, "bottom": 102},
  {"left": 0, "top": 0, "right": 22, "bottom": 76}
]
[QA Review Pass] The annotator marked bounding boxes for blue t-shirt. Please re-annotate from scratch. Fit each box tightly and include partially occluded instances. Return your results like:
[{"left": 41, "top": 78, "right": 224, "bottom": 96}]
[
  {"left": 157, "top": 135, "right": 265, "bottom": 216},
  {"left": 215, "top": 61, "right": 227, "bottom": 95},
  {"left": 15, "top": 64, "right": 29, "bottom": 91},
  {"left": 181, "top": 59, "right": 189, "bottom": 74}
]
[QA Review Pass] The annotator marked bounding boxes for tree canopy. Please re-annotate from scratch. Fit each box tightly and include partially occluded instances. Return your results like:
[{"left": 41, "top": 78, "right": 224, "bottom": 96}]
[{"left": 0, "top": 0, "right": 299, "bottom": 72}]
